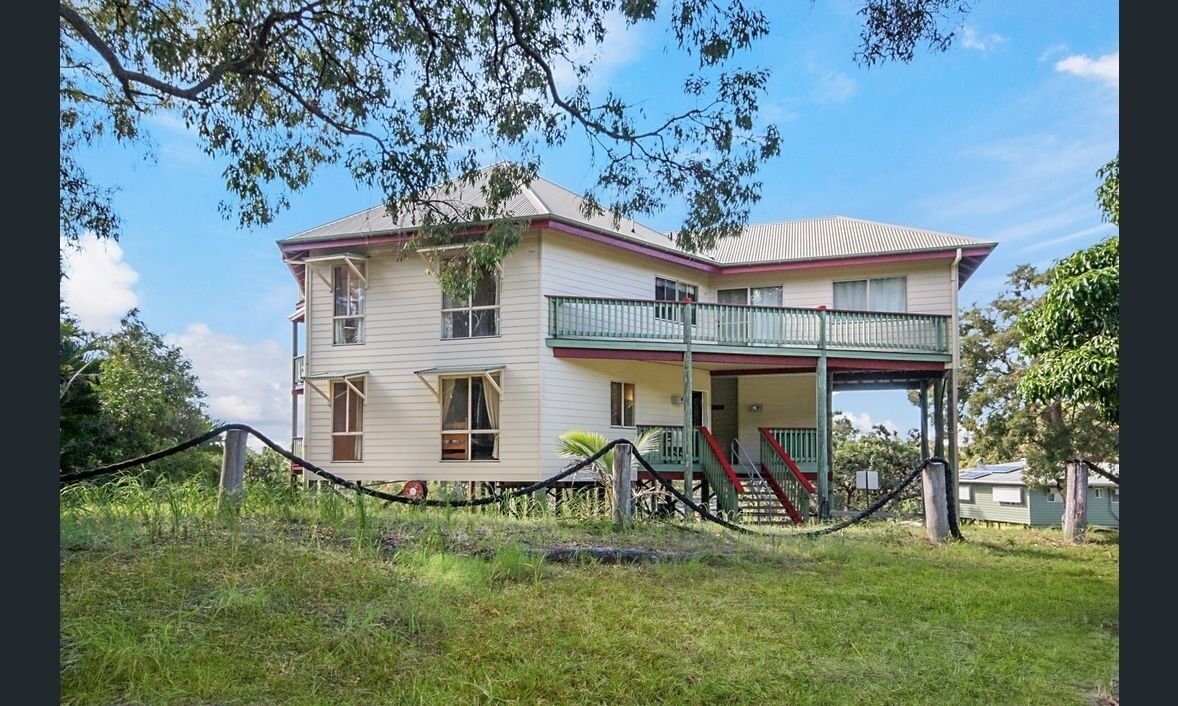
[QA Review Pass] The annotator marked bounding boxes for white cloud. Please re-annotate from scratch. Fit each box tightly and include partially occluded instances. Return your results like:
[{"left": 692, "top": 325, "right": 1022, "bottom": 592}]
[
  {"left": 809, "top": 65, "right": 858, "bottom": 106},
  {"left": 165, "top": 323, "right": 291, "bottom": 449},
  {"left": 1055, "top": 51, "right": 1118, "bottom": 88},
  {"left": 961, "top": 26, "right": 1007, "bottom": 52},
  {"left": 60, "top": 232, "right": 140, "bottom": 332},
  {"left": 835, "top": 410, "right": 898, "bottom": 435},
  {"left": 1039, "top": 44, "right": 1069, "bottom": 62}
]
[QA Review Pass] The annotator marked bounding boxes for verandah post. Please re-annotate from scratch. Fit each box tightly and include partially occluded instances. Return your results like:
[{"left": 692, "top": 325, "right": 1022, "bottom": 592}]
[
  {"left": 919, "top": 384, "right": 930, "bottom": 459},
  {"left": 933, "top": 376, "right": 945, "bottom": 459},
  {"left": 612, "top": 443, "right": 633, "bottom": 528},
  {"left": 682, "top": 297, "right": 694, "bottom": 507},
  {"left": 218, "top": 428, "right": 248, "bottom": 512},
  {"left": 815, "top": 306, "right": 831, "bottom": 519}
]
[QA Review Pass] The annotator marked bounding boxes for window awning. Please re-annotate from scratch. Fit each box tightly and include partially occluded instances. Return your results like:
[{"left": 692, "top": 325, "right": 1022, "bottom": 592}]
[
  {"left": 302, "top": 370, "right": 367, "bottom": 402},
  {"left": 301, "top": 252, "right": 368, "bottom": 288},
  {"left": 414, "top": 364, "right": 504, "bottom": 400},
  {"left": 304, "top": 369, "right": 368, "bottom": 380}
]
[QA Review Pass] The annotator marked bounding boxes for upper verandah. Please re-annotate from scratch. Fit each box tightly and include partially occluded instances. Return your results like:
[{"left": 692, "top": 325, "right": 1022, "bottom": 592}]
[{"left": 276, "top": 166, "right": 997, "bottom": 281}]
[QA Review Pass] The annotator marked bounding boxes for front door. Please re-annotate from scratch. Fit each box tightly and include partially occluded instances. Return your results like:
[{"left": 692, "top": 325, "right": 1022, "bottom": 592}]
[{"left": 710, "top": 378, "right": 739, "bottom": 460}]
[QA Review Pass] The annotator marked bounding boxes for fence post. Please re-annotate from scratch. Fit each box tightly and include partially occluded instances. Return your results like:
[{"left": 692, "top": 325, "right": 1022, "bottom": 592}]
[
  {"left": 922, "top": 460, "right": 949, "bottom": 543},
  {"left": 613, "top": 443, "right": 633, "bottom": 528},
  {"left": 218, "top": 428, "right": 248, "bottom": 511}
]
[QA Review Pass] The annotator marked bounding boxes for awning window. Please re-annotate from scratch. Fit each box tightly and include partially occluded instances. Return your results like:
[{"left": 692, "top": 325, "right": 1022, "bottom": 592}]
[{"left": 414, "top": 364, "right": 504, "bottom": 400}]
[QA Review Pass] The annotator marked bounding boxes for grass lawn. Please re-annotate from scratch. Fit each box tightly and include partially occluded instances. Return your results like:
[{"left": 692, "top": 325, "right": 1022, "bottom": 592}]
[{"left": 60, "top": 482, "right": 1119, "bottom": 705}]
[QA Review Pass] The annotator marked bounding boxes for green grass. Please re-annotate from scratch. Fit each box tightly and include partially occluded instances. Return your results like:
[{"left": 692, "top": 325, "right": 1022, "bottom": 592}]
[{"left": 61, "top": 479, "right": 1119, "bottom": 705}]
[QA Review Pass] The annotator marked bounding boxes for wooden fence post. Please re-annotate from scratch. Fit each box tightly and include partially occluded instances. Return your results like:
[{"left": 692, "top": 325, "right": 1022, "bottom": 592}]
[
  {"left": 218, "top": 429, "right": 248, "bottom": 511},
  {"left": 613, "top": 443, "right": 633, "bottom": 528},
  {"left": 922, "top": 460, "right": 949, "bottom": 543}
]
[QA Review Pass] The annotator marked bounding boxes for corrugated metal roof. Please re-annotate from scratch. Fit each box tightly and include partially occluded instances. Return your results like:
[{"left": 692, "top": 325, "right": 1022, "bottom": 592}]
[
  {"left": 702, "top": 216, "right": 994, "bottom": 264},
  {"left": 957, "top": 460, "right": 1118, "bottom": 487},
  {"left": 278, "top": 167, "right": 995, "bottom": 265}
]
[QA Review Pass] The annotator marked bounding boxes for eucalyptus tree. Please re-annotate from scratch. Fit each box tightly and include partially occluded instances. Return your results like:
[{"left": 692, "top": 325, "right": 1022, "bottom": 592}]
[{"left": 60, "top": 0, "right": 971, "bottom": 294}]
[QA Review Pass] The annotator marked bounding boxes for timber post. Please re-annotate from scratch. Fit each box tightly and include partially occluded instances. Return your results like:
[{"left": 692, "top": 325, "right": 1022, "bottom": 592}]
[
  {"left": 612, "top": 443, "right": 633, "bottom": 528},
  {"left": 922, "top": 460, "right": 950, "bottom": 543},
  {"left": 919, "top": 385, "right": 930, "bottom": 460},
  {"left": 933, "top": 377, "right": 945, "bottom": 459},
  {"left": 682, "top": 297, "right": 694, "bottom": 506},
  {"left": 815, "top": 306, "right": 831, "bottom": 519},
  {"left": 218, "top": 428, "right": 248, "bottom": 512}
]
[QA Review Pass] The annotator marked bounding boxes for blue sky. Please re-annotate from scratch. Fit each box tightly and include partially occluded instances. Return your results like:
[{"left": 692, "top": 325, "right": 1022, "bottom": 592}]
[{"left": 61, "top": 1, "right": 1119, "bottom": 444}]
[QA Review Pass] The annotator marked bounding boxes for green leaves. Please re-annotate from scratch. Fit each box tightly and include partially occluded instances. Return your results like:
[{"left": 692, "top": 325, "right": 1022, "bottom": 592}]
[{"left": 1017, "top": 236, "right": 1119, "bottom": 423}]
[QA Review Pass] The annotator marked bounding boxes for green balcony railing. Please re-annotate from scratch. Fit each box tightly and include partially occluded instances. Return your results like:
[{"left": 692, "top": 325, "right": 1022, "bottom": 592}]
[
  {"left": 547, "top": 296, "right": 950, "bottom": 355},
  {"left": 766, "top": 427, "right": 819, "bottom": 468},
  {"left": 636, "top": 425, "right": 701, "bottom": 466}
]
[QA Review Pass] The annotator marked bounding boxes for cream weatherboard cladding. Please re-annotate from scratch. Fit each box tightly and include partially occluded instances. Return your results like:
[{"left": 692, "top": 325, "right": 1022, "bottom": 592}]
[{"left": 301, "top": 233, "right": 544, "bottom": 482}]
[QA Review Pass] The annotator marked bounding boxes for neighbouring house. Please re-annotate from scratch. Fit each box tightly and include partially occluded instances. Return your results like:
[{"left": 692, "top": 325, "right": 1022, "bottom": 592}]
[
  {"left": 278, "top": 166, "right": 996, "bottom": 524},
  {"left": 958, "top": 460, "right": 1120, "bottom": 528}
]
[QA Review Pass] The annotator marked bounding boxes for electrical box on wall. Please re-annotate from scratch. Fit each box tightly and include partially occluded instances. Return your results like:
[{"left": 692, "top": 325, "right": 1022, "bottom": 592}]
[{"left": 748, "top": 403, "right": 763, "bottom": 413}]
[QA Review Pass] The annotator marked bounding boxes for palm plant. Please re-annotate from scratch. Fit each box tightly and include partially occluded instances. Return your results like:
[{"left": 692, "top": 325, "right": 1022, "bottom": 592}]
[{"left": 556, "top": 428, "right": 664, "bottom": 513}]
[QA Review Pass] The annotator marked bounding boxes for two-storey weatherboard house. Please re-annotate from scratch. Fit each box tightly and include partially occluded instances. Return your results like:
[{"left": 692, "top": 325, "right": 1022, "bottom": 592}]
[{"left": 278, "top": 171, "right": 995, "bottom": 521}]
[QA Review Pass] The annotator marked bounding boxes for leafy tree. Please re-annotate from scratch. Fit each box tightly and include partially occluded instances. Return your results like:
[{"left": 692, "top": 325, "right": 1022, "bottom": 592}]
[
  {"left": 245, "top": 447, "right": 293, "bottom": 485},
  {"left": 60, "top": 309, "right": 109, "bottom": 470},
  {"left": 60, "top": 0, "right": 970, "bottom": 295},
  {"left": 59, "top": 310, "right": 219, "bottom": 480},
  {"left": 1017, "top": 156, "right": 1120, "bottom": 425},
  {"left": 831, "top": 417, "right": 921, "bottom": 510},
  {"left": 954, "top": 264, "right": 1118, "bottom": 486}
]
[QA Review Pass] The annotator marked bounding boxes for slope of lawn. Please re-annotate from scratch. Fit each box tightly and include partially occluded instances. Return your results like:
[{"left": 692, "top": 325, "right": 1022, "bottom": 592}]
[{"left": 60, "top": 481, "right": 1119, "bottom": 705}]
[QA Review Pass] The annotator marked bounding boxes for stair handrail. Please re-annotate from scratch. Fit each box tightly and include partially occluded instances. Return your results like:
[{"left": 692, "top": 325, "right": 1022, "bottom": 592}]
[
  {"left": 697, "top": 426, "right": 745, "bottom": 493},
  {"left": 759, "top": 427, "right": 817, "bottom": 494}
]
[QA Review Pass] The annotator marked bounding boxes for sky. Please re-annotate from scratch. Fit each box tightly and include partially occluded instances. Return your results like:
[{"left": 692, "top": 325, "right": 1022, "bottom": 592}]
[{"left": 61, "top": 1, "right": 1119, "bottom": 446}]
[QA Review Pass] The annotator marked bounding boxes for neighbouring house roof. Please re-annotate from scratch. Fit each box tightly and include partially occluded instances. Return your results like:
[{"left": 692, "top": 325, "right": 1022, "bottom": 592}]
[
  {"left": 277, "top": 166, "right": 996, "bottom": 276},
  {"left": 958, "top": 460, "right": 1119, "bottom": 487}
]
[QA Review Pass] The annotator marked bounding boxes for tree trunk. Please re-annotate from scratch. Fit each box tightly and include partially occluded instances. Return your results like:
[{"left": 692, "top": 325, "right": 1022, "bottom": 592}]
[{"left": 1062, "top": 460, "right": 1088, "bottom": 543}]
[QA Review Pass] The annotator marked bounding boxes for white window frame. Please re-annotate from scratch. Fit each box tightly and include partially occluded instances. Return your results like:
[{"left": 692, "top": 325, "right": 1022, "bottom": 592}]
[
  {"left": 610, "top": 382, "right": 636, "bottom": 428},
  {"left": 832, "top": 276, "right": 908, "bottom": 312},
  {"left": 440, "top": 373, "right": 501, "bottom": 461},
  {"left": 332, "top": 262, "right": 366, "bottom": 345},
  {"left": 441, "top": 268, "right": 501, "bottom": 339},
  {"left": 1093, "top": 488, "right": 1104, "bottom": 499},
  {"left": 330, "top": 377, "right": 365, "bottom": 462},
  {"left": 1046, "top": 488, "right": 1062, "bottom": 503},
  {"left": 655, "top": 276, "right": 699, "bottom": 322},
  {"left": 958, "top": 485, "right": 972, "bottom": 502},
  {"left": 1111, "top": 488, "right": 1119, "bottom": 503},
  {"left": 993, "top": 486, "right": 1024, "bottom": 505}
]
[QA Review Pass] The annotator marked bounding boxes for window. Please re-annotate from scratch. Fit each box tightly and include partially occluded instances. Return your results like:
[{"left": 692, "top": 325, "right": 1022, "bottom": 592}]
[
  {"left": 655, "top": 276, "right": 699, "bottom": 322},
  {"left": 331, "top": 378, "right": 364, "bottom": 461},
  {"left": 441, "top": 374, "right": 500, "bottom": 460},
  {"left": 333, "top": 263, "right": 366, "bottom": 344},
  {"left": 1093, "top": 488, "right": 1105, "bottom": 499},
  {"left": 993, "top": 486, "right": 1023, "bottom": 505},
  {"left": 1046, "top": 488, "right": 1062, "bottom": 503},
  {"left": 442, "top": 268, "right": 499, "bottom": 338},
  {"left": 958, "top": 485, "right": 972, "bottom": 502},
  {"left": 1111, "top": 488, "right": 1119, "bottom": 503},
  {"left": 832, "top": 276, "right": 907, "bottom": 312},
  {"left": 717, "top": 286, "right": 783, "bottom": 307},
  {"left": 611, "top": 382, "right": 635, "bottom": 427}
]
